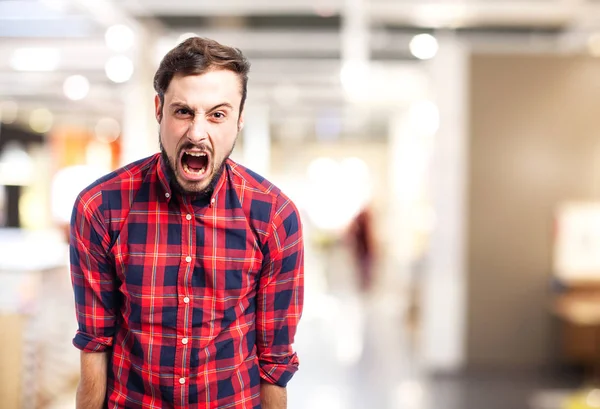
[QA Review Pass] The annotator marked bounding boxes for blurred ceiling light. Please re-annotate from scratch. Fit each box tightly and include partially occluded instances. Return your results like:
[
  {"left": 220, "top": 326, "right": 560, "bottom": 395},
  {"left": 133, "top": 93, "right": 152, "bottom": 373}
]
[
  {"left": 409, "top": 100, "right": 440, "bottom": 136},
  {"left": 95, "top": 117, "right": 121, "bottom": 143},
  {"left": 10, "top": 48, "right": 60, "bottom": 72},
  {"left": 63, "top": 74, "right": 90, "bottom": 101},
  {"left": 105, "top": 24, "right": 135, "bottom": 52},
  {"left": 0, "top": 101, "right": 18, "bottom": 124},
  {"left": 409, "top": 33, "right": 439, "bottom": 60},
  {"left": 29, "top": 108, "right": 53, "bottom": 133},
  {"left": 105, "top": 55, "right": 134, "bottom": 83},
  {"left": 177, "top": 32, "right": 198, "bottom": 44},
  {"left": 0, "top": 141, "right": 33, "bottom": 186},
  {"left": 588, "top": 33, "right": 600, "bottom": 57}
]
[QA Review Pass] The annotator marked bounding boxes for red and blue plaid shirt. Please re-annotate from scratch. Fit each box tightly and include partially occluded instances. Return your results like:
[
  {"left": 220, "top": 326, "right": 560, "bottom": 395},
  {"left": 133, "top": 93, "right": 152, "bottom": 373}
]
[{"left": 70, "top": 153, "right": 304, "bottom": 408}]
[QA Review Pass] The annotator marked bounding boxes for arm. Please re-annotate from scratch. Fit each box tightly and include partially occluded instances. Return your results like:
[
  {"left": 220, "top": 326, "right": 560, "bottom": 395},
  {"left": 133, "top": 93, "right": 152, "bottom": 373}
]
[
  {"left": 260, "top": 382, "right": 287, "bottom": 409},
  {"left": 256, "top": 196, "right": 304, "bottom": 408},
  {"left": 76, "top": 351, "right": 109, "bottom": 409},
  {"left": 70, "top": 190, "right": 118, "bottom": 402}
]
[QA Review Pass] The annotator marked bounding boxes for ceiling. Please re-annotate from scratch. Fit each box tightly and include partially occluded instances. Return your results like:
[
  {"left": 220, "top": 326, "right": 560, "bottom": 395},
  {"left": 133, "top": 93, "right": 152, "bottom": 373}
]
[{"left": 1, "top": 0, "right": 600, "bottom": 141}]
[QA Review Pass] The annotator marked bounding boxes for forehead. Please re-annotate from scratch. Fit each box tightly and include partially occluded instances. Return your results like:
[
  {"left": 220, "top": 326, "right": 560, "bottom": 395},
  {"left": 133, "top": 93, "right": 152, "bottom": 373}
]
[{"left": 165, "top": 69, "right": 242, "bottom": 107}]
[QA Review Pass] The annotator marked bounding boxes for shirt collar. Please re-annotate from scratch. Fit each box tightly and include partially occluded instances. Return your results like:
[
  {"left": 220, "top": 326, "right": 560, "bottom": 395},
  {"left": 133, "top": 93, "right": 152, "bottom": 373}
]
[
  {"left": 210, "top": 159, "right": 230, "bottom": 202},
  {"left": 157, "top": 153, "right": 173, "bottom": 202}
]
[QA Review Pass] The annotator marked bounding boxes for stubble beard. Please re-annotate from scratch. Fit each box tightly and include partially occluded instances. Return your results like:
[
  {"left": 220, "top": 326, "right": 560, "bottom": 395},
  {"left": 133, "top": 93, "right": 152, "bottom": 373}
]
[{"left": 159, "top": 136, "right": 236, "bottom": 197}]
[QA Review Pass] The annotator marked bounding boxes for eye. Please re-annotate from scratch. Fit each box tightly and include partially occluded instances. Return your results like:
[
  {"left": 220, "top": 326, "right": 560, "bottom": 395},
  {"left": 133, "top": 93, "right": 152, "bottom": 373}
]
[
  {"left": 212, "top": 112, "right": 225, "bottom": 120},
  {"left": 175, "top": 108, "right": 193, "bottom": 117}
]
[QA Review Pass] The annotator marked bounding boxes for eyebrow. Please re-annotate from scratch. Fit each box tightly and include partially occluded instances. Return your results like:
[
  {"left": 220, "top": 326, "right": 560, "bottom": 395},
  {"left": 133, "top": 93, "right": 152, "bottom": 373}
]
[
  {"left": 169, "top": 102, "right": 192, "bottom": 111},
  {"left": 169, "top": 101, "right": 233, "bottom": 112}
]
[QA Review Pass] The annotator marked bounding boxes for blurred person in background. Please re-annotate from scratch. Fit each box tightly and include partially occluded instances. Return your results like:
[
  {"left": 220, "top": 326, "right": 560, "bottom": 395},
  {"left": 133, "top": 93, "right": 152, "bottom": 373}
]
[
  {"left": 347, "top": 204, "right": 376, "bottom": 293},
  {"left": 70, "top": 37, "right": 304, "bottom": 409}
]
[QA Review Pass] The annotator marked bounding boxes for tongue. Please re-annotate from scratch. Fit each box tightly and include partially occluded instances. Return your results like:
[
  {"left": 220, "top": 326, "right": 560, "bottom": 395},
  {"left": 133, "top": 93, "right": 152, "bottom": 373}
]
[{"left": 185, "top": 155, "right": 205, "bottom": 171}]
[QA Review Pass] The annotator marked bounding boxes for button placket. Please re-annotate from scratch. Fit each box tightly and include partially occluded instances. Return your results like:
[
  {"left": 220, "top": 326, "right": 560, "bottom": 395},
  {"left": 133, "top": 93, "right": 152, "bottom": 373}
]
[{"left": 175, "top": 197, "right": 193, "bottom": 396}]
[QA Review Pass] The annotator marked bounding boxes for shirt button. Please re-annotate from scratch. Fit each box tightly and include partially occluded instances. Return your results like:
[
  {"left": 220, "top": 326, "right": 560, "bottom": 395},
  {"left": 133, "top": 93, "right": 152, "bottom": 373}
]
[
  {"left": 179, "top": 377, "right": 185, "bottom": 385},
  {"left": 182, "top": 338, "right": 188, "bottom": 345},
  {"left": 165, "top": 192, "right": 170, "bottom": 199},
  {"left": 211, "top": 198, "right": 215, "bottom": 205},
  {"left": 183, "top": 297, "right": 190, "bottom": 304},
  {"left": 185, "top": 256, "right": 192, "bottom": 263},
  {"left": 186, "top": 214, "right": 192, "bottom": 221}
]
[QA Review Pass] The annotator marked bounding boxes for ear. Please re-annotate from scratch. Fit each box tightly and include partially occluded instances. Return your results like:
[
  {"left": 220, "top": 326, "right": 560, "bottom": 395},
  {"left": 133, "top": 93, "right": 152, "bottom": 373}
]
[
  {"left": 237, "top": 110, "right": 245, "bottom": 132},
  {"left": 154, "top": 94, "right": 162, "bottom": 123}
]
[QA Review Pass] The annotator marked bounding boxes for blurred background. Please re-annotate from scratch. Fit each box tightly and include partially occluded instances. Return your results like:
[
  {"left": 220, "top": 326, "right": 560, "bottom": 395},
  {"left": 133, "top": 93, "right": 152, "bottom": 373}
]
[{"left": 4, "top": 0, "right": 600, "bottom": 408}]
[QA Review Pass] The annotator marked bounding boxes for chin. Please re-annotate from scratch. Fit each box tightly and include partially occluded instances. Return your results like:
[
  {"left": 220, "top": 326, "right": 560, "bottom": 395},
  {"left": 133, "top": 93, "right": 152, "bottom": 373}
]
[{"left": 175, "top": 175, "right": 212, "bottom": 194}]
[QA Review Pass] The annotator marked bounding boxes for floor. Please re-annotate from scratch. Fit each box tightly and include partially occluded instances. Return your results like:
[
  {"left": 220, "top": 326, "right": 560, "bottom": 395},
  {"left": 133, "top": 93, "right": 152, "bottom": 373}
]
[{"left": 47, "top": 244, "right": 586, "bottom": 409}]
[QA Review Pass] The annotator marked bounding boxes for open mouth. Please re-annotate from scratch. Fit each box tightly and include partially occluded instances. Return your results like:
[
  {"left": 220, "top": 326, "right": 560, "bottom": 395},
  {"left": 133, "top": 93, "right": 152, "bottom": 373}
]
[{"left": 180, "top": 150, "right": 210, "bottom": 180}]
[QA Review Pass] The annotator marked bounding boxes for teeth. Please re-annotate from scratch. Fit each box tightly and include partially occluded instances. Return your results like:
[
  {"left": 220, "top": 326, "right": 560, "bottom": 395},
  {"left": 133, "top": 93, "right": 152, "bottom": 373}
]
[
  {"left": 183, "top": 162, "right": 205, "bottom": 175},
  {"left": 185, "top": 151, "right": 207, "bottom": 157}
]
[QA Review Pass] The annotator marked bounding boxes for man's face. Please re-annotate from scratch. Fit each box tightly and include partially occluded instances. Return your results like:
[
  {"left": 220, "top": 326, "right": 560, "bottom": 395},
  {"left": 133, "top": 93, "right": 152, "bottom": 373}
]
[{"left": 155, "top": 69, "right": 244, "bottom": 194}]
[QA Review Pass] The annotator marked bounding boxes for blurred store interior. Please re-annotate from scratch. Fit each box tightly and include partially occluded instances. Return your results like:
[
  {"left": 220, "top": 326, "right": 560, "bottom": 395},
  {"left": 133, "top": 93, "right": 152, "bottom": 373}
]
[{"left": 4, "top": 0, "right": 600, "bottom": 408}]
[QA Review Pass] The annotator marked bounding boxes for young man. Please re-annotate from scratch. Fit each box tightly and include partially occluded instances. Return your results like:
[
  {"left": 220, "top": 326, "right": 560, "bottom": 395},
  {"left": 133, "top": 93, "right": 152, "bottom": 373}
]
[{"left": 70, "top": 37, "right": 304, "bottom": 409}]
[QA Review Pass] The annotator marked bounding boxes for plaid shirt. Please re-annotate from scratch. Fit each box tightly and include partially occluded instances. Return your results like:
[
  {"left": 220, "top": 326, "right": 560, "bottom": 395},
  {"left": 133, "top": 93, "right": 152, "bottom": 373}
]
[{"left": 70, "top": 153, "right": 304, "bottom": 409}]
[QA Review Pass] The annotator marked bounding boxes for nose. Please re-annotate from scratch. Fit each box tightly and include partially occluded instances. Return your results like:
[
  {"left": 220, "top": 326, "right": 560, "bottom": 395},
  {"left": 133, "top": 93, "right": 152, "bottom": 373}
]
[{"left": 187, "top": 118, "right": 209, "bottom": 143}]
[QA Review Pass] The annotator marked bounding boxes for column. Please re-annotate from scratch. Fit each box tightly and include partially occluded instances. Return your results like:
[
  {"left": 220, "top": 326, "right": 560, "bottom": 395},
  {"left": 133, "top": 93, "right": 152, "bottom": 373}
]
[
  {"left": 341, "top": 0, "right": 369, "bottom": 64},
  {"left": 420, "top": 32, "right": 469, "bottom": 372},
  {"left": 388, "top": 111, "right": 423, "bottom": 274},
  {"left": 340, "top": 0, "right": 370, "bottom": 101},
  {"left": 120, "top": 29, "right": 159, "bottom": 165},
  {"left": 241, "top": 104, "right": 271, "bottom": 177}
]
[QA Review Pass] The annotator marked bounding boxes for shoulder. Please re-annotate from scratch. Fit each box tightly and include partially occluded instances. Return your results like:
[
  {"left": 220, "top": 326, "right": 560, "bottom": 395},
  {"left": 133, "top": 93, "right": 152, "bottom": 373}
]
[
  {"left": 74, "top": 154, "right": 159, "bottom": 217},
  {"left": 226, "top": 159, "right": 279, "bottom": 195},
  {"left": 226, "top": 159, "right": 301, "bottom": 230}
]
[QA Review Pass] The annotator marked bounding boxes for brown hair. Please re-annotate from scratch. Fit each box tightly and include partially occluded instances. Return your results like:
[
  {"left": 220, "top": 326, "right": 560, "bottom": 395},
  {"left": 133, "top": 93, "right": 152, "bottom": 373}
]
[{"left": 153, "top": 37, "right": 251, "bottom": 115}]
